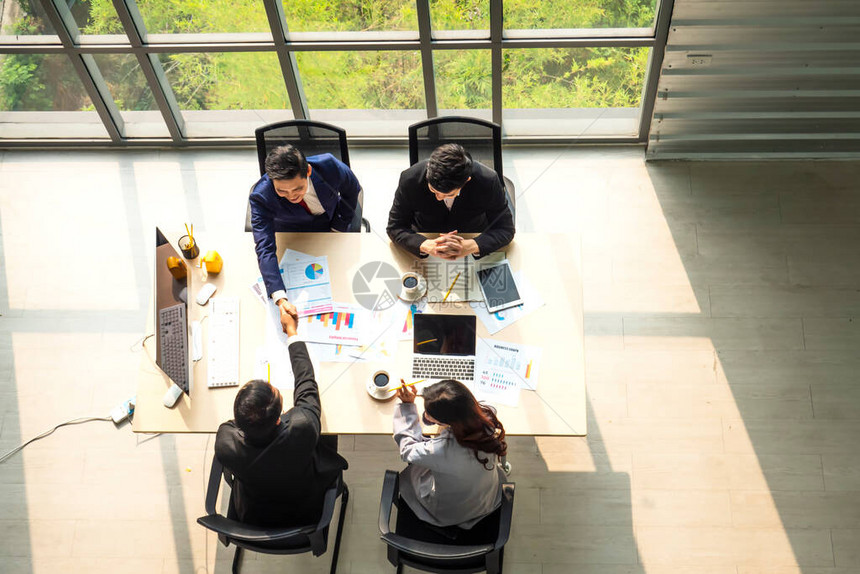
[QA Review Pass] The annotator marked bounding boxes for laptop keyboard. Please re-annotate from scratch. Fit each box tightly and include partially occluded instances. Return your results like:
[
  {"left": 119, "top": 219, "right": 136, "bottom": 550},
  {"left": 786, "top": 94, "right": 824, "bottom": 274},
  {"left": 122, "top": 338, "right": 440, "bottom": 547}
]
[{"left": 413, "top": 357, "right": 475, "bottom": 382}]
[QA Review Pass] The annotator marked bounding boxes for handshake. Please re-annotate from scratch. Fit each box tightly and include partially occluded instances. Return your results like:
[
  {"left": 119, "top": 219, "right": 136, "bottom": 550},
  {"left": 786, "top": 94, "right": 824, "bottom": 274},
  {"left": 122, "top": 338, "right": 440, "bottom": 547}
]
[
  {"left": 276, "top": 299, "right": 299, "bottom": 336},
  {"left": 420, "top": 230, "right": 479, "bottom": 260}
]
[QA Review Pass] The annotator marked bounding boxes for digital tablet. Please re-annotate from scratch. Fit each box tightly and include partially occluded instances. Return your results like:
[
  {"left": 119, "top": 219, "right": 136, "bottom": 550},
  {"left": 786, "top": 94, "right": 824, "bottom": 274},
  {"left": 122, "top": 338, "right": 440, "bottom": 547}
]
[{"left": 476, "top": 260, "right": 523, "bottom": 314}]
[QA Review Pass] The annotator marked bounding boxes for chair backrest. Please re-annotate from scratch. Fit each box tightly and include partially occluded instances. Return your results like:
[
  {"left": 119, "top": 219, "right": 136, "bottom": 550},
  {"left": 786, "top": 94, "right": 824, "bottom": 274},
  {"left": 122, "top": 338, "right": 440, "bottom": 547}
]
[
  {"left": 197, "top": 456, "right": 344, "bottom": 559},
  {"left": 408, "top": 117, "right": 504, "bottom": 184},
  {"left": 255, "top": 120, "right": 350, "bottom": 176},
  {"left": 378, "top": 469, "right": 514, "bottom": 574}
]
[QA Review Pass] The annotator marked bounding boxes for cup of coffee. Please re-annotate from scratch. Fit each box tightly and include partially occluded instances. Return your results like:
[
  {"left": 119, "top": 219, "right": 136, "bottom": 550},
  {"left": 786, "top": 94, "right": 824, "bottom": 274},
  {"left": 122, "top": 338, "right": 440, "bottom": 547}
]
[
  {"left": 372, "top": 370, "right": 390, "bottom": 390},
  {"left": 399, "top": 272, "right": 427, "bottom": 301}
]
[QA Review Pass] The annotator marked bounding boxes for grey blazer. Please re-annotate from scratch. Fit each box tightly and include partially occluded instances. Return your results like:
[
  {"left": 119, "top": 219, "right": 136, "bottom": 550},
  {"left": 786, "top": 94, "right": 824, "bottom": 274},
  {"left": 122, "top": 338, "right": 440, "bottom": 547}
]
[{"left": 393, "top": 403, "right": 504, "bottom": 529}]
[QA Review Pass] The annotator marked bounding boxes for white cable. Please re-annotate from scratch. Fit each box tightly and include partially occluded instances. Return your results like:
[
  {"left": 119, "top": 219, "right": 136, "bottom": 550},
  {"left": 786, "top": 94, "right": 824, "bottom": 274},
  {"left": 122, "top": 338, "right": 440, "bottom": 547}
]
[{"left": 0, "top": 416, "right": 113, "bottom": 464}]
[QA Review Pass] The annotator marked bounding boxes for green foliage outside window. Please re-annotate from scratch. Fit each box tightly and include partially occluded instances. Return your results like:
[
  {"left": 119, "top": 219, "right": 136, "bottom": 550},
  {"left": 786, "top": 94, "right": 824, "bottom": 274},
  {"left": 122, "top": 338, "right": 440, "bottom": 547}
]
[{"left": 0, "top": 0, "right": 655, "bottom": 115}]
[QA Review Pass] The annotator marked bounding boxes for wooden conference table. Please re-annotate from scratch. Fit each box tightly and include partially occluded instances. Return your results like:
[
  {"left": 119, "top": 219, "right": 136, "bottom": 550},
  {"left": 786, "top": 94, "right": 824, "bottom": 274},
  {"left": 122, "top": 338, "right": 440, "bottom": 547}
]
[{"left": 134, "top": 232, "right": 585, "bottom": 436}]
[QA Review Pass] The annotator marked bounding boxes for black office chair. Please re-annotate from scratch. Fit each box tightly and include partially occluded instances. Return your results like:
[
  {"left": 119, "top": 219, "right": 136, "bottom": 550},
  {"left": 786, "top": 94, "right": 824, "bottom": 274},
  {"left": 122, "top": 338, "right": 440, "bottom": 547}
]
[
  {"left": 197, "top": 456, "right": 349, "bottom": 574},
  {"left": 407, "top": 116, "right": 516, "bottom": 219},
  {"left": 247, "top": 119, "right": 370, "bottom": 232},
  {"left": 378, "top": 470, "right": 515, "bottom": 574}
]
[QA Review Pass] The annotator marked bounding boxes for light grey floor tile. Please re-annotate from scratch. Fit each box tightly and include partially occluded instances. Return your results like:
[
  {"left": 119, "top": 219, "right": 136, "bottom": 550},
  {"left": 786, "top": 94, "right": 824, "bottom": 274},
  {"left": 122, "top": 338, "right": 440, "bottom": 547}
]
[
  {"left": 812, "top": 385, "right": 860, "bottom": 419},
  {"left": 823, "top": 455, "right": 860, "bottom": 491},
  {"left": 710, "top": 285, "right": 860, "bottom": 317},
  {"left": 622, "top": 317, "right": 804, "bottom": 351},
  {"left": 803, "top": 318, "right": 860, "bottom": 351},
  {"left": 731, "top": 490, "right": 860, "bottom": 529},
  {"left": 832, "top": 529, "right": 860, "bottom": 567}
]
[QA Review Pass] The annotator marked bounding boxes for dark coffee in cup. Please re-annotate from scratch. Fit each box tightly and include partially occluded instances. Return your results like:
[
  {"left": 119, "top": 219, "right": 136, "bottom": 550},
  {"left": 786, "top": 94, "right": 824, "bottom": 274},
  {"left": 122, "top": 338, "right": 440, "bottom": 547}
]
[
  {"left": 373, "top": 372, "right": 389, "bottom": 387},
  {"left": 403, "top": 276, "right": 418, "bottom": 288}
]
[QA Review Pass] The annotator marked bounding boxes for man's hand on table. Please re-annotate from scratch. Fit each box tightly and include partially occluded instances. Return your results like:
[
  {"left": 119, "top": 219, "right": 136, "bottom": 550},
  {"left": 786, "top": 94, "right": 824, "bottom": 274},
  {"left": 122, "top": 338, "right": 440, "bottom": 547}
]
[
  {"left": 276, "top": 298, "right": 299, "bottom": 337},
  {"left": 419, "top": 231, "right": 479, "bottom": 260}
]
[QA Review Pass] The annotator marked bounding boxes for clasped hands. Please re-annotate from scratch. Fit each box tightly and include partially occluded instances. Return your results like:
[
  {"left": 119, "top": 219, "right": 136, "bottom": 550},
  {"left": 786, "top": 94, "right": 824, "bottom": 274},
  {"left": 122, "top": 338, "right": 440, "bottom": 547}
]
[{"left": 420, "top": 231, "right": 479, "bottom": 260}]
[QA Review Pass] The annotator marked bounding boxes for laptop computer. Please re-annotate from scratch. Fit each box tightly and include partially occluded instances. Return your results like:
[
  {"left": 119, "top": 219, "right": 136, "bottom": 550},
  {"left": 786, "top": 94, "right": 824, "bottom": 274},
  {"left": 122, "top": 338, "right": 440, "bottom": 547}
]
[{"left": 412, "top": 314, "right": 477, "bottom": 382}]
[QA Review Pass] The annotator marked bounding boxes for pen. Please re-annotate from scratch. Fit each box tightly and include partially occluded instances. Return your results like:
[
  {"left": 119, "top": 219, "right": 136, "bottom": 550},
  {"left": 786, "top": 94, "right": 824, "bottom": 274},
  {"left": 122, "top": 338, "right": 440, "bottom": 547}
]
[
  {"left": 442, "top": 272, "right": 460, "bottom": 302},
  {"left": 389, "top": 378, "right": 425, "bottom": 394}
]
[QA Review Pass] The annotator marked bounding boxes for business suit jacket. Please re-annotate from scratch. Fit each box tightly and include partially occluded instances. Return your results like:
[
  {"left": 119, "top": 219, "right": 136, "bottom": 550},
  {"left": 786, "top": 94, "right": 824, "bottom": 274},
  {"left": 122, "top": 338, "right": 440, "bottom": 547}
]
[
  {"left": 386, "top": 160, "right": 515, "bottom": 258},
  {"left": 251, "top": 153, "right": 362, "bottom": 297},
  {"left": 393, "top": 403, "right": 504, "bottom": 529},
  {"left": 214, "top": 341, "right": 348, "bottom": 527}
]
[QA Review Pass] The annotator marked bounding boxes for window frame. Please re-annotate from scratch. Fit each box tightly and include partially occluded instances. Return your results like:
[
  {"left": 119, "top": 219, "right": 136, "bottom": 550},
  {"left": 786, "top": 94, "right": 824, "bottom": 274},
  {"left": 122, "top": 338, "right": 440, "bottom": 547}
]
[{"left": 0, "top": 0, "right": 674, "bottom": 145}]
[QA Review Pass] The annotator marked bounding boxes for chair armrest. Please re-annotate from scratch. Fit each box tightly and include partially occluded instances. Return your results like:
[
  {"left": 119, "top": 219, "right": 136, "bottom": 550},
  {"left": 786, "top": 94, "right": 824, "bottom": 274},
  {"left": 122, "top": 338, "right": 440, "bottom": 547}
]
[
  {"left": 204, "top": 457, "right": 225, "bottom": 515},
  {"left": 380, "top": 533, "right": 493, "bottom": 561},
  {"left": 493, "top": 482, "right": 515, "bottom": 550},
  {"left": 197, "top": 515, "right": 314, "bottom": 544},
  {"left": 378, "top": 470, "right": 400, "bottom": 535}
]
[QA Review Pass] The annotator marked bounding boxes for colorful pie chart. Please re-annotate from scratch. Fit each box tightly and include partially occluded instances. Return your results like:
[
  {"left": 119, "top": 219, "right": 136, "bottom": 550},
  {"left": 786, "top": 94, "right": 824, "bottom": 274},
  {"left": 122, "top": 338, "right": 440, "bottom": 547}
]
[{"left": 305, "top": 263, "right": 324, "bottom": 280}]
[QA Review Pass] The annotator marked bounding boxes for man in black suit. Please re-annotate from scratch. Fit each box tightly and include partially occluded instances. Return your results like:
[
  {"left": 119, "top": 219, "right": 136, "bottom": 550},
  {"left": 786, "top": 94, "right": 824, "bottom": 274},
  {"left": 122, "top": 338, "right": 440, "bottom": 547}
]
[
  {"left": 214, "top": 310, "right": 347, "bottom": 527},
  {"left": 387, "top": 143, "right": 515, "bottom": 260}
]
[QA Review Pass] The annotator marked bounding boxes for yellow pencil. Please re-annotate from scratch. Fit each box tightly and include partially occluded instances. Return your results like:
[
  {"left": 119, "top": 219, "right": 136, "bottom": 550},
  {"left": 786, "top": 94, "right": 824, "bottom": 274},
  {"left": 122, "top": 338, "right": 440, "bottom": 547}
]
[
  {"left": 185, "top": 223, "right": 194, "bottom": 248},
  {"left": 388, "top": 379, "right": 425, "bottom": 394},
  {"left": 267, "top": 363, "right": 271, "bottom": 383},
  {"left": 442, "top": 272, "right": 461, "bottom": 302},
  {"left": 416, "top": 338, "right": 438, "bottom": 346}
]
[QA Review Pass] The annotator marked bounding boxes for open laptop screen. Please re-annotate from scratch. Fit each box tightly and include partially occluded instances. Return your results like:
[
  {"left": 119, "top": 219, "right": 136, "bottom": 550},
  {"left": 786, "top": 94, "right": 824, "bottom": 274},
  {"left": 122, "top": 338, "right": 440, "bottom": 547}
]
[{"left": 413, "top": 314, "right": 476, "bottom": 356}]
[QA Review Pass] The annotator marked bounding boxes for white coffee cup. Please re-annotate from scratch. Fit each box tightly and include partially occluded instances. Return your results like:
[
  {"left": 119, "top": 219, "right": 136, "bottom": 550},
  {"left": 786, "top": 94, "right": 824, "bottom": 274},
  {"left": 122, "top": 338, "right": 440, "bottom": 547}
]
[{"left": 399, "top": 272, "right": 427, "bottom": 301}]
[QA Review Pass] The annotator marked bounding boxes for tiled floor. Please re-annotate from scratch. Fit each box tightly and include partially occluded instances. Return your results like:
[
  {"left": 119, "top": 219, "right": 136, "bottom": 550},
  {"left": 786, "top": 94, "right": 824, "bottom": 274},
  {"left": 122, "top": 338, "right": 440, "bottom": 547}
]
[{"left": 2, "top": 147, "right": 860, "bottom": 573}]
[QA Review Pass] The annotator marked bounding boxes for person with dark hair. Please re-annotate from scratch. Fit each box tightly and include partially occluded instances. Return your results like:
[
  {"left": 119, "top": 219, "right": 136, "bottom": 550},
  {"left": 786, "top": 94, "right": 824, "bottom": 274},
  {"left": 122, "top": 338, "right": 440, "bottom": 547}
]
[
  {"left": 387, "top": 143, "right": 515, "bottom": 260},
  {"left": 393, "top": 379, "right": 507, "bottom": 528},
  {"left": 214, "top": 308, "right": 348, "bottom": 526},
  {"left": 250, "top": 144, "right": 364, "bottom": 333}
]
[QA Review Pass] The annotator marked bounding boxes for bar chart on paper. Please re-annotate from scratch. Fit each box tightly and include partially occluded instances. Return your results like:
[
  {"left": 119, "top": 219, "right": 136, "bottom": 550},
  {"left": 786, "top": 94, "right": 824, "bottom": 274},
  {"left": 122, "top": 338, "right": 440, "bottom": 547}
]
[
  {"left": 307, "top": 309, "right": 356, "bottom": 330},
  {"left": 303, "top": 304, "right": 368, "bottom": 346}
]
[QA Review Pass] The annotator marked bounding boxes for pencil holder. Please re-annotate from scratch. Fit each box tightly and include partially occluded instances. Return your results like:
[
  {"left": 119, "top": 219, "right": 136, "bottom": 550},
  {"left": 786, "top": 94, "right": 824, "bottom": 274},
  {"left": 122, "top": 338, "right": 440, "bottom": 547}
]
[{"left": 178, "top": 235, "right": 200, "bottom": 259}]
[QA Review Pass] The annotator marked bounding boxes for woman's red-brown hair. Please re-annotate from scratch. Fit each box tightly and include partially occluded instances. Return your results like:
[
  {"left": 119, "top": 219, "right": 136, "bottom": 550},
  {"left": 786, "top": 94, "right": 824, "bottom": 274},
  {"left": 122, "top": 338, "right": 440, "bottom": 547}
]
[{"left": 423, "top": 379, "right": 507, "bottom": 468}]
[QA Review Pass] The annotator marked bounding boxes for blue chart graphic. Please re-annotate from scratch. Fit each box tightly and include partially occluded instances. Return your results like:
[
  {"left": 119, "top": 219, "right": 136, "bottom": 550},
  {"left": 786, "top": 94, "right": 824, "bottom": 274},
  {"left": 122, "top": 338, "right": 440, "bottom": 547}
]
[{"left": 305, "top": 263, "right": 324, "bottom": 280}]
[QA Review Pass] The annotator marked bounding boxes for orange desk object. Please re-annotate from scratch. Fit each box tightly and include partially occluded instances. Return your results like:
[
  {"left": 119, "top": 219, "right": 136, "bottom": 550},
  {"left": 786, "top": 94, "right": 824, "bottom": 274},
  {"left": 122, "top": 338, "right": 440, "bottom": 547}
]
[{"left": 203, "top": 250, "right": 223, "bottom": 274}]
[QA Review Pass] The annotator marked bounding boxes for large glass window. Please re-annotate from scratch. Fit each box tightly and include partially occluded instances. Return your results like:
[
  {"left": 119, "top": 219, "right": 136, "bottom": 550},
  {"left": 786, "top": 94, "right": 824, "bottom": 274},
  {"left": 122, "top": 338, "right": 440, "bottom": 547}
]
[
  {"left": 0, "top": 53, "right": 108, "bottom": 138},
  {"left": 430, "top": 0, "right": 489, "bottom": 32},
  {"left": 138, "top": 0, "right": 270, "bottom": 34},
  {"left": 92, "top": 54, "right": 170, "bottom": 138},
  {"left": 72, "top": 0, "right": 124, "bottom": 34},
  {"left": 298, "top": 50, "right": 424, "bottom": 136},
  {"left": 0, "top": 0, "right": 669, "bottom": 143},
  {"left": 282, "top": 0, "right": 418, "bottom": 32},
  {"left": 434, "top": 50, "right": 491, "bottom": 117},
  {"left": 160, "top": 52, "right": 291, "bottom": 137},
  {"left": 503, "top": 47, "right": 649, "bottom": 137},
  {"left": 504, "top": 0, "right": 658, "bottom": 30},
  {"left": 0, "top": 1, "right": 57, "bottom": 36}
]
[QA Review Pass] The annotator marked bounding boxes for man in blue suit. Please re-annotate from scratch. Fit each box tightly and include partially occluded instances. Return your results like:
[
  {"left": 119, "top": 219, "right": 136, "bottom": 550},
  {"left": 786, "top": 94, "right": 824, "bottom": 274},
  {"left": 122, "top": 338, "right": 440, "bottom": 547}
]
[{"left": 251, "top": 144, "right": 363, "bottom": 332}]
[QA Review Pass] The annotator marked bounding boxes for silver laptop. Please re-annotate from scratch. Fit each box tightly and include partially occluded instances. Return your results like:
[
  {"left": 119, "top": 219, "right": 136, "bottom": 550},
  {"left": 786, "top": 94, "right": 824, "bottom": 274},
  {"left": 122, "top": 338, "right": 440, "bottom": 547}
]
[{"left": 412, "top": 314, "right": 476, "bottom": 382}]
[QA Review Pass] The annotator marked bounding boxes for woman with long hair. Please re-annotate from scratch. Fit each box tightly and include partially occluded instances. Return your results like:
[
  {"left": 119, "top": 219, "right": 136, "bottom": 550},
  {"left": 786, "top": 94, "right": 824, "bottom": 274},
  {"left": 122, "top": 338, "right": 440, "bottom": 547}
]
[{"left": 393, "top": 378, "right": 507, "bottom": 529}]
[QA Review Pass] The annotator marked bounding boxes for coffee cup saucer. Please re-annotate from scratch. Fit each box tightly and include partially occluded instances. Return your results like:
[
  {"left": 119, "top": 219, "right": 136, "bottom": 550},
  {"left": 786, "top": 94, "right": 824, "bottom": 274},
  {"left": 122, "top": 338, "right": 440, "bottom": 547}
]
[{"left": 366, "top": 380, "right": 397, "bottom": 401}]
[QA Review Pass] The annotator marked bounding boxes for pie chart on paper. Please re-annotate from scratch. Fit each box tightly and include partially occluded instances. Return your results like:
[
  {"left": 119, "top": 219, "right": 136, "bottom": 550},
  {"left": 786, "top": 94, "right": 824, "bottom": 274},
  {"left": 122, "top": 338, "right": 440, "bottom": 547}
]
[{"left": 305, "top": 263, "right": 324, "bottom": 280}]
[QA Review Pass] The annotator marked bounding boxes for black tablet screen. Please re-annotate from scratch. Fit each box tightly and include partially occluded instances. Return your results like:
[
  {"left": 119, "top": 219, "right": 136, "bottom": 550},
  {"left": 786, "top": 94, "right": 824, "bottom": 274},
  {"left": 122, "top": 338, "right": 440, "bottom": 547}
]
[{"left": 477, "top": 263, "right": 521, "bottom": 309}]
